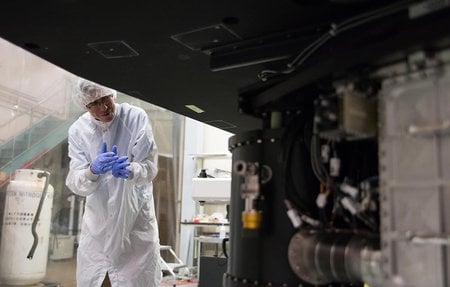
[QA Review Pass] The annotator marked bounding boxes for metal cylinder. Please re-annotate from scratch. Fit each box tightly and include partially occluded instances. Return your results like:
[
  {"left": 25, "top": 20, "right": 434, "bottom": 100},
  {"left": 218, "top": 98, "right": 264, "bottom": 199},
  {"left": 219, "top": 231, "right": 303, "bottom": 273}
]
[
  {"left": 0, "top": 169, "right": 54, "bottom": 286},
  {"left": 287, "top": 230, "right": 381, "bottom": 286}
]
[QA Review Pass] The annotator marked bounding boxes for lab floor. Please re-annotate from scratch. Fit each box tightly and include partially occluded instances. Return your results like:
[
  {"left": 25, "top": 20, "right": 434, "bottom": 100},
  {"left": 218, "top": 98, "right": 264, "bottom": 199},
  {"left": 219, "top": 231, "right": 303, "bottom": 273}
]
[
  {"left": 40, "top": 257, "right": 198, "bottom": 287},
  {"left": 44, "top": 258, "right": 76, "bottom": 286},
  {"left": 160, "top": 278, "right": 198, "bottom": 287}
]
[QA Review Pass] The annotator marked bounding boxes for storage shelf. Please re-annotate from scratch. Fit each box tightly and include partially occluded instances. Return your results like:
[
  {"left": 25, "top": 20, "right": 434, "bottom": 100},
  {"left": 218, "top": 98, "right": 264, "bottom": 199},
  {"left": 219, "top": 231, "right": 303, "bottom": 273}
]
[
  {"left": 188, "top": 153, "right": 231, "bottom": 159},
  {"left": 181, "top": 221, "right": 229, "bottom": 226}
]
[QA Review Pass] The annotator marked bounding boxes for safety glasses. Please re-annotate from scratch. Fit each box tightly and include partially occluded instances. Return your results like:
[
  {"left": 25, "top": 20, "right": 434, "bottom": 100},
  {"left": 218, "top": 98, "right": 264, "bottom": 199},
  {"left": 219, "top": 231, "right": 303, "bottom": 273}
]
[{"left": 86, "top": 95, "right": 113, "bottom": 110}]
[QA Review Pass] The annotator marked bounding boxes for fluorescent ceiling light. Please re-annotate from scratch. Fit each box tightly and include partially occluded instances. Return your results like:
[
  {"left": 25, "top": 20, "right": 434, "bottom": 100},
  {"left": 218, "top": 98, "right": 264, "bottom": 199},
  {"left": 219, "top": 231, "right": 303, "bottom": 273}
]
[{"left": 185, "top": 104, "right": 204, "bottom": 113}]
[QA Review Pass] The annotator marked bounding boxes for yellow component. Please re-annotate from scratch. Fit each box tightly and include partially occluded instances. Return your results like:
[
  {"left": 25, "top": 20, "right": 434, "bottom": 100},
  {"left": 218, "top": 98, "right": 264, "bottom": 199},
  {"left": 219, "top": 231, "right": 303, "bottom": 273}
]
[
  {"left": 320, "top": 183, "right": 325, "bottom": 193},
  {"left": 364, "top": 284, "right": 370, "bottom": 287},
  {"left": 242, "top": 210, "right": 262, "bottom": 229}
]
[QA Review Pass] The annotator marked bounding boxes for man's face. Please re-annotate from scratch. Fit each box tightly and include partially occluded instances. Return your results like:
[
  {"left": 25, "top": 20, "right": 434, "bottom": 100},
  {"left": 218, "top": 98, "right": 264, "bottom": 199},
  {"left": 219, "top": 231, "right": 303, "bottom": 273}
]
[{"left": 86, "top": 95, "right": 115, "bottom": 122}]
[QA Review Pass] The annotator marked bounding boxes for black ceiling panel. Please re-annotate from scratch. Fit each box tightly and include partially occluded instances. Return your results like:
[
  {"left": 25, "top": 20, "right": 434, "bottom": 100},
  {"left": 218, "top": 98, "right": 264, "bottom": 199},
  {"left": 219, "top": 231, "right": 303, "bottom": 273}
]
[{"left": 1, "top": 0, "right": 449, "bottom": 132}]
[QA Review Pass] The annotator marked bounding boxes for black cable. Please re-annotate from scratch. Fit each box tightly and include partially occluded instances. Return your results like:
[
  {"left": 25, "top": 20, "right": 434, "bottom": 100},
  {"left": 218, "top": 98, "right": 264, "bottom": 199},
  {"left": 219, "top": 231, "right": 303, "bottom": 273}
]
[
  {"left": 310, "top": 135, "right": 328, "bottom": 184},
  {"left": 258, "top": 0, "right": 420, "bottom": 81},
  {"left": 337, "top": 0, "right": 417, "bottom": 30},
  {"left": 292, "top": 0, "right": 418, "bottom": 66},
  {"left": 289, "top": 32, "right": 334, "bottom": 68},
  {"left": 284, "top": 131, "right": 308, "bottom": 211},
  {"left": 282, "top": 114, "right": 327, "bottom": 224},
  {"left": 222, "top": 237, "right": 229, "bottom": 259},
  {"left": 27, "top": 171, "right": 50, "bottom": 260}
]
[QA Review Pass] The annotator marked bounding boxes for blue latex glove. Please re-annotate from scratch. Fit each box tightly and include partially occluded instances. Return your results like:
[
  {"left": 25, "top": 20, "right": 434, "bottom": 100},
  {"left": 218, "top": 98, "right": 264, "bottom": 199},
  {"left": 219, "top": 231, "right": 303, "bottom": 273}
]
[
  {"left": 91, "top": 142, "right": 118, "bottom": 174},
  {"left": 111, "top": 146, "right": 131, "bottom": 179}
]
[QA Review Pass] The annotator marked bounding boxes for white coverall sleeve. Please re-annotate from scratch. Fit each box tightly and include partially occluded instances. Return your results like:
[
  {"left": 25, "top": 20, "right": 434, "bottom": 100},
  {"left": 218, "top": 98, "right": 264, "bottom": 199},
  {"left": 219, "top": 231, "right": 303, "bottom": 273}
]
[
  {"left": 65, "top": 128, "right": 101, "bottom": 197},
  {"left": 127, "top": 113, "right": 158, "bottom": 184}
]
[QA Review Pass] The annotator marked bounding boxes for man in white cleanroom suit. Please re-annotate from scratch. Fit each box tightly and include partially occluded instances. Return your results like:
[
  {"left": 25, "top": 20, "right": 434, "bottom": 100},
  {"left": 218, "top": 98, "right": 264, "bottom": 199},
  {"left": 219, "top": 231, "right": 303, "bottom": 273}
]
[{"left": 66, "top": 80, "right": 161, "bottom": 287}]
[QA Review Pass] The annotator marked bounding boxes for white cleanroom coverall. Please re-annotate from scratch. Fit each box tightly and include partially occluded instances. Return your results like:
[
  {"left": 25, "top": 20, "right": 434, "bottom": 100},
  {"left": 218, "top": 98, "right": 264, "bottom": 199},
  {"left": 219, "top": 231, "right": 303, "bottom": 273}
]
[{"left": 66, "top": 103, "right": 161, "bottom": 287}]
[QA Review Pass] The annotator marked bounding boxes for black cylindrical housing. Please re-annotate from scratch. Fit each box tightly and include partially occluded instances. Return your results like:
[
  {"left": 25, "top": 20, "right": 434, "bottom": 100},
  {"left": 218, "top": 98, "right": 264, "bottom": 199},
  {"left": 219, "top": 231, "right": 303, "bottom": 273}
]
[{"left": 225, "top": 128, "right": 316, "bottom": 287}]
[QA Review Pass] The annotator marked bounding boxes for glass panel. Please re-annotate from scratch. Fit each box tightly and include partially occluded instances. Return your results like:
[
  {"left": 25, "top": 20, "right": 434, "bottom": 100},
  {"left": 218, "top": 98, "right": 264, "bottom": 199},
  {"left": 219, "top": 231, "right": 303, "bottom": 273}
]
[{"left": 0, "top": 37, "right": 185, "bottom": 286}]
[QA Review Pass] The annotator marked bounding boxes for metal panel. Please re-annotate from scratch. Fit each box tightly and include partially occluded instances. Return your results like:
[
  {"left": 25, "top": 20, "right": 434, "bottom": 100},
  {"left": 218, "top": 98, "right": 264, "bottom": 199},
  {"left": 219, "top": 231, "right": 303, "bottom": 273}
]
[{"left": 379, "top": 65, "right": 450, "bottom": 287}]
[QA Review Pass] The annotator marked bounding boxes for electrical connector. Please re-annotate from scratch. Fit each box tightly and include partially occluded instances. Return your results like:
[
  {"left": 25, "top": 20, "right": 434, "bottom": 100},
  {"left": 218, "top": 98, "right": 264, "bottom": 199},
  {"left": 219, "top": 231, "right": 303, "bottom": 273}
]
[
  {"left": 340, "top": 183, "right": 359, "bottom": 198},
  {"left": 316, "top": 192, "right": 328, "bottom": 208},
  {"left": 340, "top": 197, "right": 358, "bottom": 215},
  {"left": 284, "top": 200, "right": 302, "bottom": 228}
]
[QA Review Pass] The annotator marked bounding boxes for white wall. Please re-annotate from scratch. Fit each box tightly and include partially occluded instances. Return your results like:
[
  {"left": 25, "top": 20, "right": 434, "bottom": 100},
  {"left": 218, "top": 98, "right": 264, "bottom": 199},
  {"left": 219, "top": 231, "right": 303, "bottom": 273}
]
[
  {"left": 201, "top": 125, "right": 233, "bottom": 177},
  {"left": 178, "top": 118, "right": 233, "bottom": 266}
]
